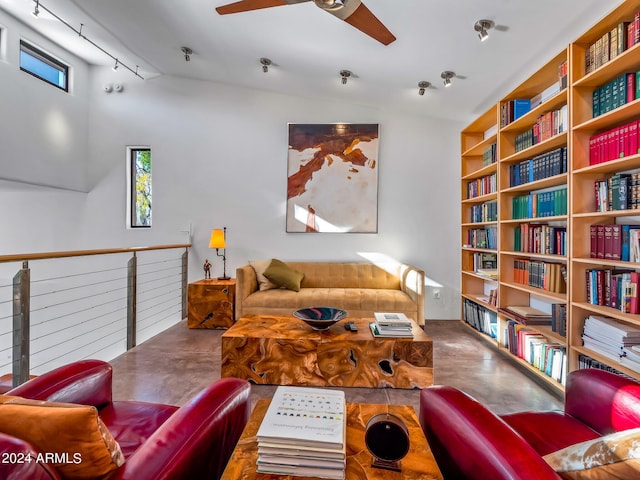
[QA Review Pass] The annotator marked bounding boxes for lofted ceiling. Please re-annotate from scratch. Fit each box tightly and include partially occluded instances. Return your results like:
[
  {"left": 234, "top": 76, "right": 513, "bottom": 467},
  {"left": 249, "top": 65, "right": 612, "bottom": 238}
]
[{"left": 0, "top": 0, "right": 623, "bottom": 123}]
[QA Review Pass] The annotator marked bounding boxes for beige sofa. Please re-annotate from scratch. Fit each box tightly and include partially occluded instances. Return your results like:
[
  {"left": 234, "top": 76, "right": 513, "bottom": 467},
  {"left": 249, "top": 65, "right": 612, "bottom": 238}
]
[{"left": 235, "top": 261, "right": 425, "bottom": 325}]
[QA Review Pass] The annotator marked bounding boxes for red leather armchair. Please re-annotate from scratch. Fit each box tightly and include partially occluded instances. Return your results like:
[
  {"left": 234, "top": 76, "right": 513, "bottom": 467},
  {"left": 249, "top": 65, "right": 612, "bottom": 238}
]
[
  {"left": 0, "top": 360, "right": 251, "bottom": 480},
  {"left": 419, "top": 368, "right": 640, "bottom": 480}
]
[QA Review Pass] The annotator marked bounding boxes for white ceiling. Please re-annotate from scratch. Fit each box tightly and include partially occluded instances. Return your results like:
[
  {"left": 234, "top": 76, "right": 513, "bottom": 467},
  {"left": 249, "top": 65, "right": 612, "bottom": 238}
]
[{"left": 0, "top": 0, "right": 623, "bottom": 123}]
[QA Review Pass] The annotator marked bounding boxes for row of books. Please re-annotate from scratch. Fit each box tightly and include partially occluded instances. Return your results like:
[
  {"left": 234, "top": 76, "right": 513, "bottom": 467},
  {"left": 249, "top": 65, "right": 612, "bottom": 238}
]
[
  {"left": 589, "top": 224, "right": 640, "bottom": 262},
  {"left": 589, "top": 118, "right": 639, "bottom": 165},
  {"left": 593, "top": 72, "right": 639, "bottom": 118},
  {"left": 585, "top": 13, "right": 640, "bottom": 75},
  {"left": 482, "top": 143, "right": 497, "bottom": 166},
  {"left": 514, "top": 105, "right": 568, "bottom": 153},
  {"left": 585, "top": 269, "right": 640, "bottom": 314},
  {"left": 578, "top": 354, "right": 634, "bottom": 380},
  {"left": 511, "top": 187, "right": 568, "bottom": 219},
  {"left": 466, "top": 226, "right": 497, "bottom": 250},
  {"left": 500, "top": 99, "right": 531, "bottom": 128},
  {"left": 513, "top": 259, "right": 567, "bottom": 293},
  {"left": 473, "top": 252, "right": 497, "bottom": 270},
  {"left": 505, "top": 321, "right": 566, "bottom": 385},
  {"left": 369, "top": 312, "right": 413, "bottom": 338},
  {"left": 256, "top": 386, "right": 346, "bottom": 479},
  {"left": 594, "top": 172, "right": 640, "bottom": 212},
  {"left": 582, "top": 315, "right": 640, "bottom": 373},
  {"left": 470, "top": 200, "right": 497, "bottom": 223},
  {"left": 508, "top": 147, "right": 567, "bottom": 188},
  {"left": 466, "top": 172, "right": 496, "bottom": 199},
  {"left": 463, "top": 299, "right": 497, "bottom": 338},
  {"left": 513, "top": 223, "right": 567, "bottom": 256}
]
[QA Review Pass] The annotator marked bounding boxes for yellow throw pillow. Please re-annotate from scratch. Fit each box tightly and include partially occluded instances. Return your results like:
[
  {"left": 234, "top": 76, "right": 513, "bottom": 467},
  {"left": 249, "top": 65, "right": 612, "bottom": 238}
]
[
  {"left": 250, "top": 259, "right": 279, "bottom": 291},
  {"left": 263, "top": 259, "right": 305, "bottom": 292},
  {"left": 543, "top": 427, "right": 640, "bottom": 479},
  {"left": 0, "top": 395, "right": 124, "bottom": 480}
]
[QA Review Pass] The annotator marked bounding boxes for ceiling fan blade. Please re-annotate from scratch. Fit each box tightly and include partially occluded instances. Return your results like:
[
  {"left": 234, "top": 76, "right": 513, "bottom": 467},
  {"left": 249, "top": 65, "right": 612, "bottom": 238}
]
[
  {"left": 216, "top": 0, "right": 287, "bottom": 15},
  {"left": 342, "top": 2, "right": 396, "bottom": 45}
]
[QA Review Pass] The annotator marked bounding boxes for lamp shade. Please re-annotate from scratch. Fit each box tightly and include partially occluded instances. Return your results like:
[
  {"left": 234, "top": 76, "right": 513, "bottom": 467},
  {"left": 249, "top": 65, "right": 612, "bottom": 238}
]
[{"left": 209, "top": 229, "right": 226, "bottom": 249}]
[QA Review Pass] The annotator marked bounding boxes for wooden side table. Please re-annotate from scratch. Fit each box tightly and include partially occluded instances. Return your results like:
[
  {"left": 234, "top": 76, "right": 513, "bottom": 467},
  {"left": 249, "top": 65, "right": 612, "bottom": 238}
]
[{"left": 187, "top": 279, "right": 235, "bottom": 329}]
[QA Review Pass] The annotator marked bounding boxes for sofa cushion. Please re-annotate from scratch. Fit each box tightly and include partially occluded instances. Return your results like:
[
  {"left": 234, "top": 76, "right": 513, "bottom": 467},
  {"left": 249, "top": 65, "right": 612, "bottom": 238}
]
[
  {"left": 501, "top": 411, "right": 601, "bottom": 456},
  {"left": 543, "top": 427, "right": 640, "bottom": 479},
  {"left": 263, "top": 259, "right": 305, "bottom": 292},
  {"left": 243, "top": 287, "right": 415, "bottom": 312},
  {"left": 0, "top": 394, "right": 125, "bottom": 480},
  {"left": 250, "top": 259, "right": 278, "bottom": 291}
]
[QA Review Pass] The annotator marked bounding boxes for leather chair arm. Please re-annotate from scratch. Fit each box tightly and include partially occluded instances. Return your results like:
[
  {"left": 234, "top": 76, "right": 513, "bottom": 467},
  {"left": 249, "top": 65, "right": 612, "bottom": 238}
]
[
  {"left": 0, "top": 433, "right": 62, "bottom": 480},
  {"left": 114, "top": 377, "right": 251, "bottom": 480},
  {"left": 565, "top": 368, "right": 640, "bottom": 434},
  {"left": 6, "top": 360, "right": 112, "bottom": 408},
  {"left": 420, "top": 385, "right": 561, "bottom": 480}
]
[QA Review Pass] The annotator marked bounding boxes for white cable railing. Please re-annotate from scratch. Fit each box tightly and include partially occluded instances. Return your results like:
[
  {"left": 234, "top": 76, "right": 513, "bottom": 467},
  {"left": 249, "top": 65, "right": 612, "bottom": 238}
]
[{"left": 0, "top": 244, "right": 189, "bottom": 386}]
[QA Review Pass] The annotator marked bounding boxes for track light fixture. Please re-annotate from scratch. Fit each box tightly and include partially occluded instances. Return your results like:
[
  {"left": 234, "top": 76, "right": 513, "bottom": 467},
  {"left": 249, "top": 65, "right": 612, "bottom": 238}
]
[
  {"left": 418, "top": 81, "right": 431, "bottom": 96},
  {"left": 474, "top": 19, "right": 494, "bottom": 42},
  {"left": 29, "top": 0, "right": 144, "bottom": 79},
  {"left": 181, "top": 47, "right": 192, "bottom": 62},
  {"left": 340, "top": 70, "right": 352, "bottom": 85},
  {"left": 260, "top": 57, "right": 272, "bottom": 73},
  {"left": 441, "top": 71, "right": 455, "bottom": 87}
]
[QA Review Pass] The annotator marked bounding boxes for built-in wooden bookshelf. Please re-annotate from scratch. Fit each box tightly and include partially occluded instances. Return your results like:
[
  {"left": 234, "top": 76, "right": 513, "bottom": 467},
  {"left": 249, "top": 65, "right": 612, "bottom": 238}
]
[{"left": 461, "top": 0, "right": 640, "bottom": 393}]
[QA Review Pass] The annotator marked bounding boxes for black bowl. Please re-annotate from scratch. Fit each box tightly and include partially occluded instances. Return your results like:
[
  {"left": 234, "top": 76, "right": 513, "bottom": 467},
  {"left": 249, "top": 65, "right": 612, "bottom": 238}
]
[{"left": 293, "top": 307, "right": 349, "bottom": 330}]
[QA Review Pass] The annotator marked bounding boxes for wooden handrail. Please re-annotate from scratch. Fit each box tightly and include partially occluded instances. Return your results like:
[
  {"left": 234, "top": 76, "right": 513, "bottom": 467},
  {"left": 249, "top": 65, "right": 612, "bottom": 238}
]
[{"left": 0, "top": 244, "right": 191, "bottom": 264}]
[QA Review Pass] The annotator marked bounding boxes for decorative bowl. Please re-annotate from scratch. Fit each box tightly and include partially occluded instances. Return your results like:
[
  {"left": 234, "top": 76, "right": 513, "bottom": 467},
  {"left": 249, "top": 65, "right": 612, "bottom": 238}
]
[{"left": 293, "top": 307, "right": 349, "bottom": 330}]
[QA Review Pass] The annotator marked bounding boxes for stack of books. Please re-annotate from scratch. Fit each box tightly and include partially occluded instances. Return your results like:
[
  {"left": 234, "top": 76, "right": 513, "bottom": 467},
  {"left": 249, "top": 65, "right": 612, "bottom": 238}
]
[
  {"left": 582, "top": 315, "right": 640, "bottom": 373},
  {"left": 256, "top": 386, "right": 346, "bottom": 479},
  {"left": 369, "top": 312, "right": 414, "bottom": 338}
]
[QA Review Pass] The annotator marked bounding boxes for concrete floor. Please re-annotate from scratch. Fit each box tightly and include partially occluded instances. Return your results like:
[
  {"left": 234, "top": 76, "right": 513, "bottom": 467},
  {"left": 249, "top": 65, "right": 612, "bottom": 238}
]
[{"left": 110, "top": 319, "right": 563, "bottom": 415}]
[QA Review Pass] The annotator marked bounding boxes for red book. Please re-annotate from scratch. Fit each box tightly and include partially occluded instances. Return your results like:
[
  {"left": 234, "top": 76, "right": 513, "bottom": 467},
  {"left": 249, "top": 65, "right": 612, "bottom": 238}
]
[
  {"left": 630, "top": 120, "right": 639, "bottom": 157},
  {"left": 612, "top": 224, "right": 622, "bottom": 260},
  {"left": 590, "top": 224, "right": 598, "bottom": 258},
  {"left": 597, "top": 224, "right": 606, "bottom": 259},
  {"left": 590, "top": 136, "right": 597, "bottom": 164},
  {"left": 628, "top": 72, "right": 636, "bottom": 102},
  {"left": 604, "top": 224, "right": 614, "bottom": 259}
]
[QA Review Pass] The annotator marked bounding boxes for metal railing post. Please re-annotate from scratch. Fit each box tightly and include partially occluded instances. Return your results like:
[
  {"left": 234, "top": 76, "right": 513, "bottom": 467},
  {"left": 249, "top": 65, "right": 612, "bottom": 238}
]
[
  {"left": 127, "top": 253, "right": 137, "bottom": 350},
  {"left": 12, "top": 261, "right": 30, "bottom": 386},
  {"left": 181, "top": 248, "right": 188, "bottom": 319}
]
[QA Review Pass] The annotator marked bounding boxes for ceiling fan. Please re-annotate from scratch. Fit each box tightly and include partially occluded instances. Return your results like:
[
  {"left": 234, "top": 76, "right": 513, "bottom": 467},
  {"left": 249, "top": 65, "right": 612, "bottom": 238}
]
[{"left": 215, "top": 0, "right": 396, "bottom": 45}]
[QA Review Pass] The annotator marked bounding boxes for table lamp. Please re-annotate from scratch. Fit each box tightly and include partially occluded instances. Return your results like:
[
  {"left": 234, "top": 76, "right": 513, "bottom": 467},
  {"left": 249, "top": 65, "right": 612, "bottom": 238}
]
[{"left": 209, "top": 227, "right": 230, "bottom": 280}]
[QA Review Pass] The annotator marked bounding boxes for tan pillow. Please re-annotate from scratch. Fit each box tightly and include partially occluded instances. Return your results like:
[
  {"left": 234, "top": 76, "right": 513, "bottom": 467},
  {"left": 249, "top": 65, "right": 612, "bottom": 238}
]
[
  {"left": 0, "top": 395, "right": 124, "bottom": 480},
  {"left": 263, "top": 259, "right": 305, "bottom": 292},
  {"left": 250, "top": 259, "right": 279, "bottom": 291},
  {"left": 543, "top": 427, "right": 640, "bottom": 479}
]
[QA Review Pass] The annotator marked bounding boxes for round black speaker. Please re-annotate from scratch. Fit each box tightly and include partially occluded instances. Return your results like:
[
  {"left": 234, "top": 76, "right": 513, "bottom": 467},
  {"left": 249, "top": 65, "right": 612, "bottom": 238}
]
[{"left": 364, "top": 413, "right": 410, "bottom": 471}]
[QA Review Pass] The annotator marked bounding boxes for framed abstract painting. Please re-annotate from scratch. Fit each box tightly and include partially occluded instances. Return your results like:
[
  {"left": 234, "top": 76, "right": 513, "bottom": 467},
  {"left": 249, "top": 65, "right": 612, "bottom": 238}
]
[{"left": 286, "top": 123, "right": 379, "bottom": 233}]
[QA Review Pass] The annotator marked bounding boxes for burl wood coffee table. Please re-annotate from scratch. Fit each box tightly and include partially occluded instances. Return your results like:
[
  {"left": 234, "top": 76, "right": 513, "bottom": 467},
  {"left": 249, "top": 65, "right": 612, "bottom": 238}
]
[
  {"left": 221, "top": 315, "right": 433, "bottom": 388},
  {"left": 221, "top": 399, "right": 443, "bottom": 480}
]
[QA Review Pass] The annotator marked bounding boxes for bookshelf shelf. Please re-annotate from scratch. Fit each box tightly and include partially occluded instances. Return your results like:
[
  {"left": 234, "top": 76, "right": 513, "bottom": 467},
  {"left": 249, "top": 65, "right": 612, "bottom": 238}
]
[
  {"left": 462, "top": 134, "right": 498, "bottom": 158},
  {"left": 572, "top": 301, "right": 640, "bottom": 325},
  {"left": 573, "top": 97, "right": 640, "bottom": 132},
  {"left": 573, "top": 42, "right": 640, "bottom": 88},
  {"left": 500, "top": 251, "right": 567, "bottom": 262},
  {"left": 500, "top": 215, "right": 568, "bottom": 224},
  {"left": 499, "top": 281, "right": 567, "bottom": 302},
  {"left": 461, "top": 192, "right": 498, "bottom": 204},
  {"left": 462, "top": 162, "right": 497, "bottom": 181},
  {"left": 461, "top": 221, "right": 498, "bottom": 228},
  {"left": 501, "top": 132, "right": 568, "bottom": 164},
  {"left": 572, "top": 153, "right": 640, "bottom": 175},
  {"left": 500, "top": 90, "right": 568, "bottom": 134},
  {"left": 501, "top": 173, "right": 569, "bottom": 193}
]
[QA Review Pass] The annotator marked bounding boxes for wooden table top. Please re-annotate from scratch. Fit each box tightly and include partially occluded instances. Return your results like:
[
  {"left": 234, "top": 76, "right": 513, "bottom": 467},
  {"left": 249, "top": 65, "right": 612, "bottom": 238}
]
[
  {"left": 224, "top": 315, "right": 432, "bottom": 343},
  {"left": 220, "top": 399, "right": 443, "bottom": 480}
]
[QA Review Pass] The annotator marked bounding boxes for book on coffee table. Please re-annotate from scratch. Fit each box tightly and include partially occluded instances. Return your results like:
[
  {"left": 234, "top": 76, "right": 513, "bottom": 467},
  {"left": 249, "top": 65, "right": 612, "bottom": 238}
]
[
  {"left": 374, "top": 312, "right": 412, "bottom": 328},
  {"left": 256, "top": 386, "right": 346, "bottom": 478},
  {"left": 369, "top": 322, "right": 414, "bottom": 338}
]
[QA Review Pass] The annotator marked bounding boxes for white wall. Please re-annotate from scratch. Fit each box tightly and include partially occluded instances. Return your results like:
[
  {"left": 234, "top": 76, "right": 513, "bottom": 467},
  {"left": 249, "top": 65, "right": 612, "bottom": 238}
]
[
  {"left": 0, "top": 11, "right": 464, "bottom": 320},
  {"left": 0, "top": 11, "right": 89, "bottom": 191},
  {"left": 85, "top": 70, "right": 463, "bottom": 319}
]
